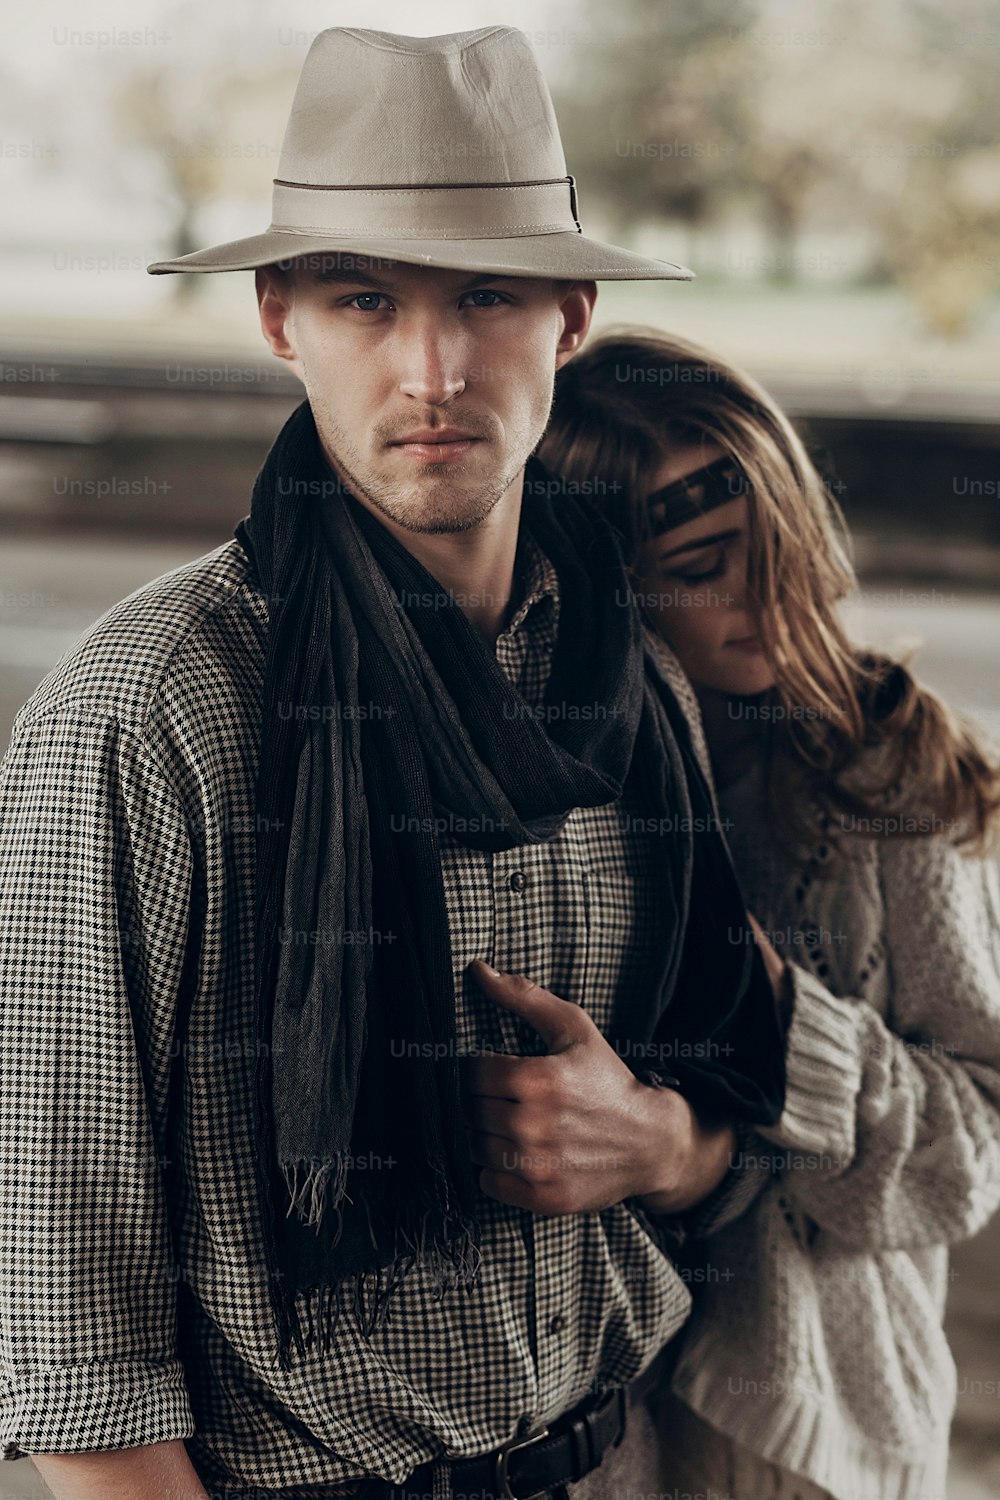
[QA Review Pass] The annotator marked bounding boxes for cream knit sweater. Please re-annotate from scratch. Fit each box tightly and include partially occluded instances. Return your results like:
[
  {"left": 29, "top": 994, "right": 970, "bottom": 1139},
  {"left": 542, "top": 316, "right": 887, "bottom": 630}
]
[{"left": 646, "top": 629, "right": 1000, "bottom": 1500}]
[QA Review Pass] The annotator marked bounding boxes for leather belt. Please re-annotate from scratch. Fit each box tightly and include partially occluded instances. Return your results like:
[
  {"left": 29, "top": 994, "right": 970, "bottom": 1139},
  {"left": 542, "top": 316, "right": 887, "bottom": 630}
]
[
  {"left": 218, "top": 1377, "right": 631, "bottom": 1499},
  {"left": 384, "top": 1381, "right": 628, "bottom": 1499}
]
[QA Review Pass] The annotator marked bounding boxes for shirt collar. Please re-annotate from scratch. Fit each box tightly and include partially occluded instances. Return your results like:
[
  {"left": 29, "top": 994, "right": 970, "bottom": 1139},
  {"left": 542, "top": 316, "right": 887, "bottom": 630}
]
[{"left": 503, "top": 526, "right": 560, "bottom": 638}]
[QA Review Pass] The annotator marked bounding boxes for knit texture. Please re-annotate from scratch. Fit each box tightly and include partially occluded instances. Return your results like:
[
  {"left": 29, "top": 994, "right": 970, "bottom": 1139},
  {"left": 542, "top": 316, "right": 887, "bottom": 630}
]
[{"left": 647, "top": 632, "right": 1000, "bottom": 1500}]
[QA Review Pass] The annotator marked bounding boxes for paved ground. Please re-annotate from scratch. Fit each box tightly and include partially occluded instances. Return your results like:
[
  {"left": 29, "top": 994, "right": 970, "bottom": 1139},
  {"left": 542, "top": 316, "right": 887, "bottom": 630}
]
[{"left": 0, "top": 531, "right": 998, "bottom": 1499}]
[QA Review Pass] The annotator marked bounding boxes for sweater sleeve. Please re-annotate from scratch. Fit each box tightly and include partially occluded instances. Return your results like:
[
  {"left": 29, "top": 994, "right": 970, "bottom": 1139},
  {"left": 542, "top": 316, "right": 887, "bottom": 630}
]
[
  {"left": 756, "top": 826, "right": 1000, "bottom": 1250},
  {"left": 0, "top": 709, "right": 196, "bottom": 1456}
]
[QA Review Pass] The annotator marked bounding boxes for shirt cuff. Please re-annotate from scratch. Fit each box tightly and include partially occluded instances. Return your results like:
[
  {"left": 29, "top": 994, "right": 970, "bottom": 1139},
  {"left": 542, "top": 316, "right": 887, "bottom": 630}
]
[
  {"left": 627, "top": 1120, "right": 767, "bottom": 1245},
  {"left": 675, "top": 1119, "right": 770, "bottom": 1238},
  {"left": 1, "top": 1358, "right": 194, "bottom": 1458}
]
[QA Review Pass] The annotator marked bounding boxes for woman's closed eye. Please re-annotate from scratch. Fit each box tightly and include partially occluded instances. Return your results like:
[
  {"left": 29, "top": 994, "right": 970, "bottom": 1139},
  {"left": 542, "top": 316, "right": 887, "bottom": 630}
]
[{"left": 660, "top": 546, "right": 728, "bottom": 585}]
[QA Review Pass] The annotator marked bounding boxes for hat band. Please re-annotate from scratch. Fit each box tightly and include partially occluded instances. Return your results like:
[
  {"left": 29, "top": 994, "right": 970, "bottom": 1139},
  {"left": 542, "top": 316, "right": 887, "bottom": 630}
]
[{"left": 269, "top": 176, "right": 581, "bottom": 241}]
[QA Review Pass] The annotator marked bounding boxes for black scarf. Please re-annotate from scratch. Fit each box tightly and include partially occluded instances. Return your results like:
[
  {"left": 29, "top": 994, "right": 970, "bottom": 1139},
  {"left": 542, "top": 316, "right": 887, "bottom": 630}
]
[{"left": 233, "top": 400, "right": 785, "bottom": 1372}]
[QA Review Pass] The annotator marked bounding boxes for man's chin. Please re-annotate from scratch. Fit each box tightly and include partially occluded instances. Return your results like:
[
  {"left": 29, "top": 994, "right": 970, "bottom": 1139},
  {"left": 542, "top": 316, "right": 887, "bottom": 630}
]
[
  {"left": 364, "top": 465, "right": 515, "bottom": 534},
  {"left": 379, "top": 496, "right": 500, "bottom": 536}
]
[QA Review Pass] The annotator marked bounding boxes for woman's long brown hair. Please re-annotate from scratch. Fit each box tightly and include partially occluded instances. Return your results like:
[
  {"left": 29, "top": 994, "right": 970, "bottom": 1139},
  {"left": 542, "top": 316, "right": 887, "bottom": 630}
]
[{"left": 539, "top": 327, "right": 1000, "bottom": 855}]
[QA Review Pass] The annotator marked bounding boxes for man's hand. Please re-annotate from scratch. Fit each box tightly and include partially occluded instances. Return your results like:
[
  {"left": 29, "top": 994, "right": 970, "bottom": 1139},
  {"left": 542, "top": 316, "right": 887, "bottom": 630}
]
[{"left": 460, "top": 960, "right": 735, "bottom": 1217}]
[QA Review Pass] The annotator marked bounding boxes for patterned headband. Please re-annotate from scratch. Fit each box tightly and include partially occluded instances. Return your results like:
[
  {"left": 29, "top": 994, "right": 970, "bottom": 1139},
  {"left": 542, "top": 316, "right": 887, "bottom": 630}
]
[{"left": 646, "top": 454, "right": 751, "bottom": 538}]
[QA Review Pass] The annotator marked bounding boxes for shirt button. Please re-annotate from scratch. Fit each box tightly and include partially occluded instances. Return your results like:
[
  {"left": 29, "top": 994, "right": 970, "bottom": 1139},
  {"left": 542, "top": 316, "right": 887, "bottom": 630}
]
[
  {"left": 508, "top": 870, "right": 528, "bottom": 894},
  {"left": 547, "top": 1313, "right": 566, "bottom": 1334}
]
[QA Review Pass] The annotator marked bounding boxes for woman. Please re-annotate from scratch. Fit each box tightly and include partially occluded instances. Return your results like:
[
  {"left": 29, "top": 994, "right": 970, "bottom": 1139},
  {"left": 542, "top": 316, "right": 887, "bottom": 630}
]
[{"left": 539, "top": 329, "right": 1000, "bottom": 1500}]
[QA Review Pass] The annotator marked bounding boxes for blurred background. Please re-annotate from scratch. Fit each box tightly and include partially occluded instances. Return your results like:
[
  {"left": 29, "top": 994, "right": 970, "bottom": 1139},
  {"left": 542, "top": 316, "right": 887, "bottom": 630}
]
[{"left": 1, "top": 0, "right": 998, "bottom": 1496}]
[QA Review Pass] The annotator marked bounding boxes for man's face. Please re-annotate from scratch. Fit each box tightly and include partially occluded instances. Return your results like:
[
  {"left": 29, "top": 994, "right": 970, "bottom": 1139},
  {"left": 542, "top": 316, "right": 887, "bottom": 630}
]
[{"left": 256, "top": 255, "right": 596, "bottom": 535}]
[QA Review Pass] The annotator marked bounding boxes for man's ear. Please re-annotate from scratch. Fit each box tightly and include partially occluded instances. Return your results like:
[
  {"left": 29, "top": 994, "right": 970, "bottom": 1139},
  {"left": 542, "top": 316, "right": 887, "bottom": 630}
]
[
  {"left": 256, "top": 266, "right": 303, "bottom": 376},
  {"left": 554, "top": 280, "right": 597, "bottom": 370}
]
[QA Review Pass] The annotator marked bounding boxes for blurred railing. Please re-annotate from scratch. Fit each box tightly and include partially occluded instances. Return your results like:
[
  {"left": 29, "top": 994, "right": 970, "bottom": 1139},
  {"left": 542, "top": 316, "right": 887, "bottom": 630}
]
[{"left": 1, "top": 348, "right": 998, "bottom": 585}]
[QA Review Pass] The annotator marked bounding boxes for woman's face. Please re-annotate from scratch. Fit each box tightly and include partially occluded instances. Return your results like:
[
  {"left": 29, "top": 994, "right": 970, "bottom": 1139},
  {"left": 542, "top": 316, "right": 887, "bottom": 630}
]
[{"left": 634, "top": 440, "right": 777, "bottom": 696}]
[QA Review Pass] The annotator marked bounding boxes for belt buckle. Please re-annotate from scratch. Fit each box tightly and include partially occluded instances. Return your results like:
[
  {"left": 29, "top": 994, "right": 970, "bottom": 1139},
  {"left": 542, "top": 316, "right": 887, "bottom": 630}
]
[{"left": 494, "top": 1424, "right": 550, "bottom": 1500}]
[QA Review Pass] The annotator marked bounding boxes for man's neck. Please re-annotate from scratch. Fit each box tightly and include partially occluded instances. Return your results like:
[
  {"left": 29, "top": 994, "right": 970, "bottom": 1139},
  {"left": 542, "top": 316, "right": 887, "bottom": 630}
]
[
  {"left": 346, "top": 480, "right": 527, "bottom": 648},
  {"left": 392, "top": 509, "right": 523, "bottom": 647}
]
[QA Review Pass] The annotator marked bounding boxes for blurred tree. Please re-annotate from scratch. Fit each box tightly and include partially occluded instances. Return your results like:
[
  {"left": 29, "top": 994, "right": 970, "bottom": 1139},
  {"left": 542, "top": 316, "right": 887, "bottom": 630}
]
[
  {"left": 555, "top": 0, "right": 1000, "bottom": 330},
  {"left": 554, "top": 1, "right": 756, "bottom": 248},
  {"left": 555, "top": 0, "right": 855, "bottom": 282},
  {"left": 868, "top": 0, "right": 1000, "bottom": 335},
  {"left": 102, "top": 0, "right": 300, "bottom": 301}
]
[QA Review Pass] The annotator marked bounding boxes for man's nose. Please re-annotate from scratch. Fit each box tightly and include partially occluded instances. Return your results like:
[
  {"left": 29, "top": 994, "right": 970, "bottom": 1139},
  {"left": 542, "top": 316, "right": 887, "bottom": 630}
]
[{"left": 397, "top": 323, "right": 467, "bottom": 404}]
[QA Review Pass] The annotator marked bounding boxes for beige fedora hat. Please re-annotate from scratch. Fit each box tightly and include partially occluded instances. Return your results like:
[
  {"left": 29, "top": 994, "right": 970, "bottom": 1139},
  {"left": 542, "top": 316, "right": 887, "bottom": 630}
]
[{"left": 146, "top": 25, "right": 693, "bottom": 281}]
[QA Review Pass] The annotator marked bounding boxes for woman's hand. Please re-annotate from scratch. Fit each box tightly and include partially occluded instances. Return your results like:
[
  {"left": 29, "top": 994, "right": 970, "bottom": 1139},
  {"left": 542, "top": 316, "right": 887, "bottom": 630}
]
[{"left": 747, "top": 911, "right": 794, "bottom": 1030}]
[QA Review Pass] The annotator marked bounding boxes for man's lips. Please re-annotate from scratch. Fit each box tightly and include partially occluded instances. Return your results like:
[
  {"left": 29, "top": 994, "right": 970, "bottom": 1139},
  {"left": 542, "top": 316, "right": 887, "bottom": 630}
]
[
  {"left": 391, "top": 428, "right": 479, "bottom": 444},
  {"left": 389, "top": 431, "right": 484, "bottom": 463}
]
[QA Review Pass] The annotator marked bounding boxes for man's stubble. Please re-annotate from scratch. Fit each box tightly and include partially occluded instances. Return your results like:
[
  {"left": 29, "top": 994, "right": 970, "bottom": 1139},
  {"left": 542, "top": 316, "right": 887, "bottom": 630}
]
[{"left": 306, "top": 382, "right": 556, "bottom": 536}]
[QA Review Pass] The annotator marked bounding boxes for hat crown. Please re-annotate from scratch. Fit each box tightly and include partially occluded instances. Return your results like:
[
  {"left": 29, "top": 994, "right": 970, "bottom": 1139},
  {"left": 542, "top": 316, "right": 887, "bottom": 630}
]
[
  {"left": 277, "top": 26, "right": 567, "bottom": 187},
  {"left": 146, "top": 24, "right": 693, "bottom": 281}
]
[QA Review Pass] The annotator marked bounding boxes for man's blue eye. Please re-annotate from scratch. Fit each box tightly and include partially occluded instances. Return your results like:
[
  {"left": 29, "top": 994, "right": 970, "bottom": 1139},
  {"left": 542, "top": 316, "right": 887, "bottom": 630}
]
[{"left": 344, "top": 290, "right": 506, "bottom": 311}]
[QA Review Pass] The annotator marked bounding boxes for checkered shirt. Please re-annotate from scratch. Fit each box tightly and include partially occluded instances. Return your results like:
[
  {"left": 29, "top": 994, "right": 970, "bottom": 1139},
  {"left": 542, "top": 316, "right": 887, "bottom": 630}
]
[{"left": 0, "top": 524, "right": 751, "bottom": 1493}]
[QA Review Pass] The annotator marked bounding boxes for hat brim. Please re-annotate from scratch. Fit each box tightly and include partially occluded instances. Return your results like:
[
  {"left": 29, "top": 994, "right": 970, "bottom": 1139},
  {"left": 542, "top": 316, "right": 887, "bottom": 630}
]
[{"left": 146, "top": 229, "right": 694, "bottom": 281}]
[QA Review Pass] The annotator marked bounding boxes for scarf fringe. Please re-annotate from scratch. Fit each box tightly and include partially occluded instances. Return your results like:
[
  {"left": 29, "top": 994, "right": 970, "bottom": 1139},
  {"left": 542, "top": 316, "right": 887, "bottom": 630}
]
[
  {"left": 268, "top": 1151, "right": 485, "bottom": 1371},
  {"left": 281, "top": 1154, "right": 352, "bottom": 1231}
]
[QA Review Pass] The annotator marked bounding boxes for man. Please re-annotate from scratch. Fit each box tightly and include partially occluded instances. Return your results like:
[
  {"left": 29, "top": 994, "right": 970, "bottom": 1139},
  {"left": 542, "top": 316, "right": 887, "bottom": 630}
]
[{"left": 0, "top": 27, "right": 784, "bottom": 1500}]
